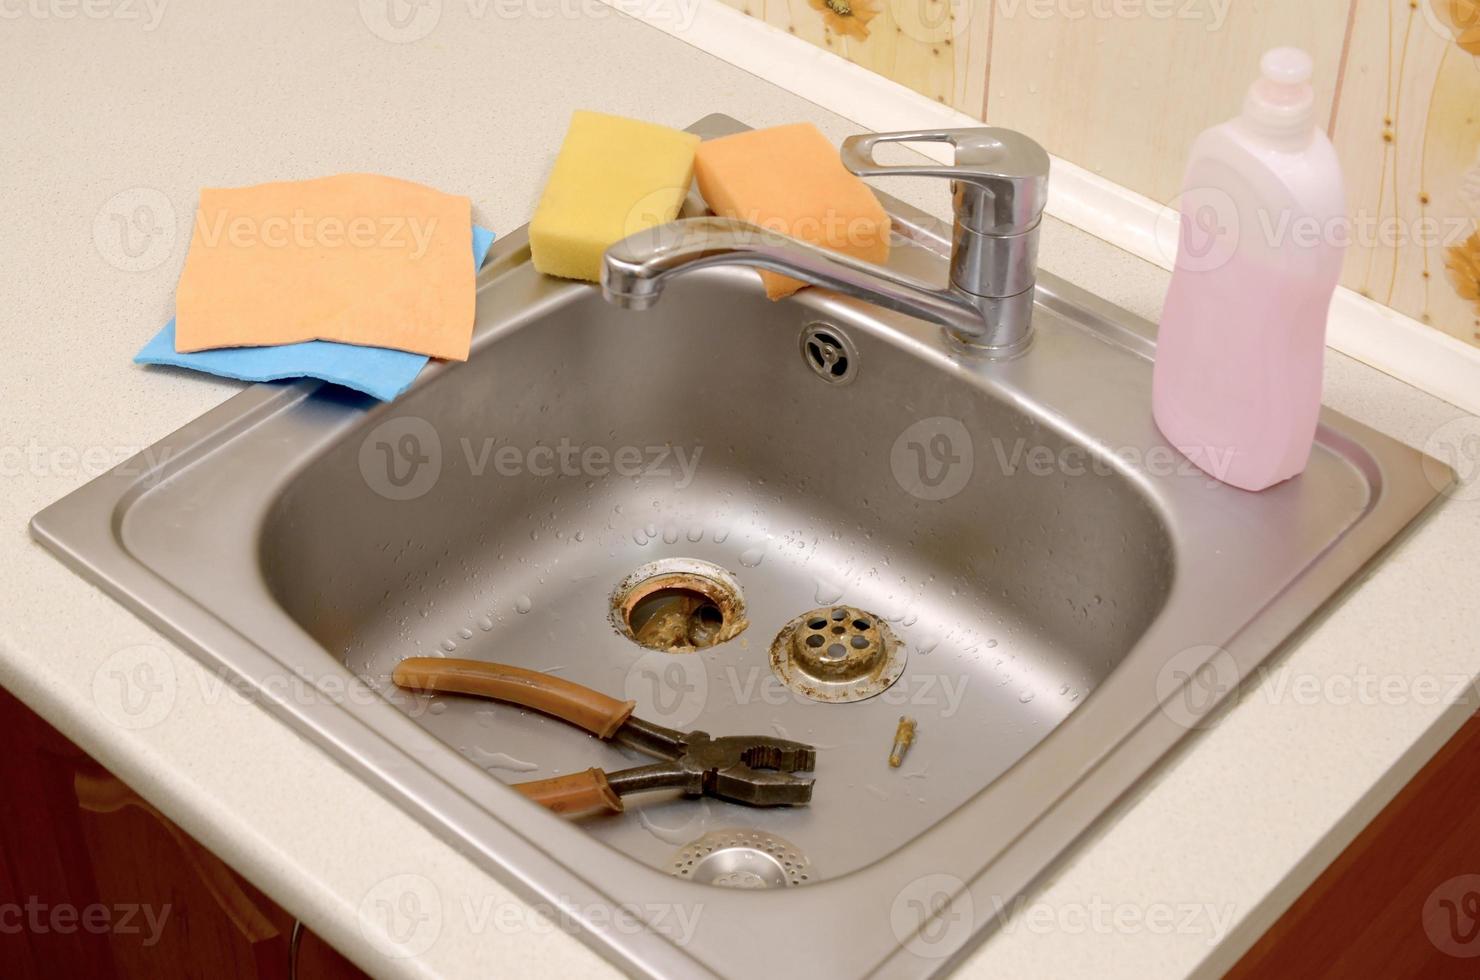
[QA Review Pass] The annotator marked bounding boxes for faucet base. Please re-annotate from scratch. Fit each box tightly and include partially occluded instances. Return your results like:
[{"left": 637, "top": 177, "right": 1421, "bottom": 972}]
[{"left": 948, "top": 286, "right": 1036, "bottom": 356}]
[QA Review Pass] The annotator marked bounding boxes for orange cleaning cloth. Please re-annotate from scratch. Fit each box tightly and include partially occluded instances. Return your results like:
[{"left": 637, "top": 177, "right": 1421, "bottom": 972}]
[
  {"left": 174, "top": 174, "right": 475, "bottom": 360},
  {"left": 694, "top": 123, "right": 891, "bottom": 300}
]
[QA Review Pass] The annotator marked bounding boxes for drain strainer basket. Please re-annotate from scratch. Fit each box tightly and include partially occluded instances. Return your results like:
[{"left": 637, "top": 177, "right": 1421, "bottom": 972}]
[
  {"left": 769, "top": 605, "right": 906, "bottom": 703},
  {"left": 669, "top": 829, "right": 811, "bottom": 889}
]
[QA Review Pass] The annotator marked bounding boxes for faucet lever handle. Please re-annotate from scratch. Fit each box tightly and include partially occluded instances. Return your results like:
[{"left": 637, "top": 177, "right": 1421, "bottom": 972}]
[{"left": 840, "top": 128, "right": 1049, "bottom": 235}]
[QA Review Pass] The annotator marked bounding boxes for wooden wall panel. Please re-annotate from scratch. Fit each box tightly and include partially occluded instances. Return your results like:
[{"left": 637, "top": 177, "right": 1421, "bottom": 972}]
[
  {"left": 983, "top": 0, "right": 1353, "bottom": 205},
  {"left": 715, "top": 0, "right": 1480, "bottom": 349},
  {"left": 717, "top": 0, "right": 991, "bottom": 113},
  {"left": 1331, "top": 0, "right": 1480, "bottom": 346}
]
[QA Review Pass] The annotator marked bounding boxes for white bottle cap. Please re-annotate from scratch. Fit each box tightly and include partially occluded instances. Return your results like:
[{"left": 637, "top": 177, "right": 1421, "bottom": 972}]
[{"left": 1242, "top": 48, "right": 1317, "bottom": 145}]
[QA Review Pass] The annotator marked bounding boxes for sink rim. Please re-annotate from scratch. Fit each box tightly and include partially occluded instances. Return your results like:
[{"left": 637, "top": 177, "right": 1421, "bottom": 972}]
[{"left": 29, "top": 114, "right": 1454, "bottom": 979}]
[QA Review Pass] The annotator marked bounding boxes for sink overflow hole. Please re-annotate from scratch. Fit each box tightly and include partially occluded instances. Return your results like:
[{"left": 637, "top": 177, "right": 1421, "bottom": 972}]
[{"left": 800, "top": 323, "right": 858, "bottom": 385}]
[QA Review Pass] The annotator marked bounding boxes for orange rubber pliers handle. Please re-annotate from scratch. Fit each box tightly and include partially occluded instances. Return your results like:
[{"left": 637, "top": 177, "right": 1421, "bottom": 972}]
[{"left": 391, "top": 658, "right": 638, "bottom": 815}]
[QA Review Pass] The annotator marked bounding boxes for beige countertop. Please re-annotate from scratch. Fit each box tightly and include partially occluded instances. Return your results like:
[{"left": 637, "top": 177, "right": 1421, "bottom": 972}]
[{"left": 2, "top": 3, "right": 1478, "bottom": 977}]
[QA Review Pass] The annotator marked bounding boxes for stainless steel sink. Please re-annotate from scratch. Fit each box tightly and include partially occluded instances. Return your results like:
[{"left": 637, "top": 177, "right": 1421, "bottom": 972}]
[{"left": 32, "top": 115, "right": 1451, "bottom": 978}]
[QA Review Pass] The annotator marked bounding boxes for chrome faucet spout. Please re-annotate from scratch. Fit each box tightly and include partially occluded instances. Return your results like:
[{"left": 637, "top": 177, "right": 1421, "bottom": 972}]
[
  {"left": 602, "top": 217, "right": 989, "bottom": 340},
  {"left": 600, "top": 126, "right": 1050, "bottom": 356}
]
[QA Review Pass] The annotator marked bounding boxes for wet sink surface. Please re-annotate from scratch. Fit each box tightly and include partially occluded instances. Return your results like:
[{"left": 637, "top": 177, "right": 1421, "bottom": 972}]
[
  {"left": 32, "top": 116, "right": 1449, "bottom": 978},
  {"left": 258, "top": 264, "right": 1175, "bottom": 882}
]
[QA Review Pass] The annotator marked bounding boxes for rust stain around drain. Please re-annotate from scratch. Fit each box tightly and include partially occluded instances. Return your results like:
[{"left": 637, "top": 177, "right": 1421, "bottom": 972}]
[{"left": 612, "top": 571, "right": 748, "bottom": 654}]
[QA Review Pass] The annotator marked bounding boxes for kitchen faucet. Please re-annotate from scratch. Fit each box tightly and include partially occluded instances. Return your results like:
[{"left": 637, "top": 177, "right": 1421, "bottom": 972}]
[{"left": 601, "top": 128, "right": 1050, "bottom": 356}]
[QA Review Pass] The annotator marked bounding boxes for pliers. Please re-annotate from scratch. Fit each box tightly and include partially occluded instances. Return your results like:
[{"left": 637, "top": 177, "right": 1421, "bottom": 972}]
[{"left": 393, "top": 658, "right": 816, "bottom": 816}]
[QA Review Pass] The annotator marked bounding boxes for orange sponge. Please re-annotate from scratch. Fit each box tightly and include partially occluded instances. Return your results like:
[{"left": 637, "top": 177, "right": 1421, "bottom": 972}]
[{"left": 694, "top": 123, "right": 891, "bottom": 300}]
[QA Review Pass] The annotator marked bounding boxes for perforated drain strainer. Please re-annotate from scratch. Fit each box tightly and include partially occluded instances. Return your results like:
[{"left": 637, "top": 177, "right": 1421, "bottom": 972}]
[
  {"left": 769, "top": 606, "right": 906, "bottom": 703},
  {"left": 669, "top": 829, "right": 811, "bottom": 889}
]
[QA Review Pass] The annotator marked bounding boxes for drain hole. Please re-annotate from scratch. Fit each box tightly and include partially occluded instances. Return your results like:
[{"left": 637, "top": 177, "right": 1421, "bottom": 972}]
[
  {"left": 807, "top": 617, "right": 827, "bottom": 630},
  {"left": 831, "top": 609, "right": 847, "bottom": 621},
  {"left": 630, "top": 588, "right": 721, "bottom": 637},
  {"left": 852, "top": 618, "right": 870, "bottom": 630},
  {"left": 826, "top": 644, "right": 847, "bottom": 659},
  {"left": 805, "top": 634, "right": 825, "bottom": 648},
  {"left": 850, "top": 635, "right": 870, "bottom": 649},
  {"left": 611, "top": 560, "right": 748, "bottom": 654},
  {"left": 829, "top": 356, "right": 849, "bottom": 377}
]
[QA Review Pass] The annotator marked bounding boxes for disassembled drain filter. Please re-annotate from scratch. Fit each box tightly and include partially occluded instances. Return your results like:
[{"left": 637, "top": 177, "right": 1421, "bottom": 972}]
[
  {"left": 769, "top": 606, "right": 907, "bottom": 703},
  {"left": 669, "top": 828, "right": 812, "bottom": 889}
]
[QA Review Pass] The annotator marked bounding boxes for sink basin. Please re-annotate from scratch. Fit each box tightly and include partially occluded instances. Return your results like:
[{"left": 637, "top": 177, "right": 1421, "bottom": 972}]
[{"left": 32, "top": 115, "right": 1450, "bottom": 977}]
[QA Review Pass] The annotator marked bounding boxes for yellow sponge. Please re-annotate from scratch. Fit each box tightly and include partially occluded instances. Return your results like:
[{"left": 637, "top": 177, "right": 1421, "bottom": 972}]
[{"left": 529, "top": 111, "right": 701, "bottom": 282}]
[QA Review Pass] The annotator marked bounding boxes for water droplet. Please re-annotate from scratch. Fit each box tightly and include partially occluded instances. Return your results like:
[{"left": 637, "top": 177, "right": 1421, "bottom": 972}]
[
  {"left": 686, "top": 525, "right": 704, "bottom": 542},
  {"left": 711, "top": 526, "right": 730, "bottom": 544},
  {"left": 814, "top": 579, "right": 844, "bottom": 604},
  {"left": 429, "top": 700, "right": 448, "bottom": 715},
  {"left": 514, "top": 595, "right": 533, "bottom": 614},
  {"left": 478, "top": 616, "right": 494, "bottom": 631},
  {"left": 1018, "top": 690, "right": 1035, "bottom": 703},
  {"left": 739, "top": 546, "right": 766, "bottom": 568},
  {"left": 985, "top": 639, "right": 999, "bottom": 649},
  {"left": 632, "top": 528, "right": 649, "bottom": 546},
  {"left": 470, "top": 747, "right": 539, "bottom": 772},
  {"left": 917, "top": 634, "right": 940, "bottom": 655},
  {"left": 662, "top": 525, "right": 679, "bottom": 544},
  {"left": 440, "top": 638, "right": 457, "bottom": 652}
]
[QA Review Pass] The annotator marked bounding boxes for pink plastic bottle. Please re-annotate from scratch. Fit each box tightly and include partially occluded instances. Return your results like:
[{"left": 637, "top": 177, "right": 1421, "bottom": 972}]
[{"left": 1152, "top": 48, "right": 1346, "bottom": 492}]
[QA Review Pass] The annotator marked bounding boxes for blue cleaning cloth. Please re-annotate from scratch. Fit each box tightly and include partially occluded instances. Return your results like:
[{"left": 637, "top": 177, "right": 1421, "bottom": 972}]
[{"left": 135, "top": 225, "right": 496, "bottom": 402}]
